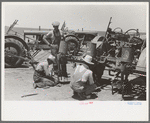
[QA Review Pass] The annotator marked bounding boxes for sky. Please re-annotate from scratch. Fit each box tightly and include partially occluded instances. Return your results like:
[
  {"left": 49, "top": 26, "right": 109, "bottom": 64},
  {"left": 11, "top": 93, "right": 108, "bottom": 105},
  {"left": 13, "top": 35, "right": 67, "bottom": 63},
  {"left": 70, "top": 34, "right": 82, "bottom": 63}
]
[{"left": 3, "top": 2, "right": 148, "bottom": 32}]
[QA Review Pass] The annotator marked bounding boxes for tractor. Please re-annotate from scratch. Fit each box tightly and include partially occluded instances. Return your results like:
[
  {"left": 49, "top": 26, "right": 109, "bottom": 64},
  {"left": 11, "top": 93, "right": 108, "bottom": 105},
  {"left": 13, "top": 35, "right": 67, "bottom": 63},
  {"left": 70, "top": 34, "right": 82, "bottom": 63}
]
[
  {"left": 5, "top": 18, "right": 147, "bottom": 100},
  {"left": 89, "top": 17, "right": 146, "bottom": 99},
  {"left": 5, "top": 20, "right": 85, "bottom": 68}
]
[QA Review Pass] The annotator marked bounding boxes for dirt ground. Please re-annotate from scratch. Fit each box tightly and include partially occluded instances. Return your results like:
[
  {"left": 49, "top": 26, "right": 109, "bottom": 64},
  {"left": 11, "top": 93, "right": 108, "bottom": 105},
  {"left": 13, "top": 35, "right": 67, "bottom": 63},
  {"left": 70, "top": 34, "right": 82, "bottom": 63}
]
[
  {"left": 4, "top": 45, "right": 146, "bottom": 101},
  {"left": 4, "top": 61, "right": 145, "bottom": 101}
]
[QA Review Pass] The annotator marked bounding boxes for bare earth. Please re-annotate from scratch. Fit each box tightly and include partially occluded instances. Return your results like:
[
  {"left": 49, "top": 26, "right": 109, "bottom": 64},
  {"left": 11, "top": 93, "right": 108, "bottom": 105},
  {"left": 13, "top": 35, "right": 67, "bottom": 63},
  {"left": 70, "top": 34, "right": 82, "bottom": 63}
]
[
  {"left": 4, "top": 46, "right": 144, "bottom": 101},
  {"left": 5, "top": 62, "right": 139, "bottom": 101}
]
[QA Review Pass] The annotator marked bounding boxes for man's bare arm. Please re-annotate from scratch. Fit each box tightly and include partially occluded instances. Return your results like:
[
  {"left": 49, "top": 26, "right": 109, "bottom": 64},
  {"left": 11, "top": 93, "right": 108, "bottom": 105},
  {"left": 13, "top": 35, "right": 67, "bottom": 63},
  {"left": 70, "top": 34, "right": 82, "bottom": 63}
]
[
  {"left": 88, "top": 71, "right": 95, "bottom": 85},
  {"left": 43, "top": 35, "right": 51, "bottom": 47}
]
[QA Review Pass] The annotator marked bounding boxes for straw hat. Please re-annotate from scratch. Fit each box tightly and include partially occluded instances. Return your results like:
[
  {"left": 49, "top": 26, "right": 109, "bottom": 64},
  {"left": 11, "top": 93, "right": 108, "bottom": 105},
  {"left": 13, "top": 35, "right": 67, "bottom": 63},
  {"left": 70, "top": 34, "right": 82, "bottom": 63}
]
[
  {"left": 52, "top": 21, "right": 60, "bottom": 26},
  {"left": 47, "top": 54, "right": 56, "bottom": 63},
  {"left": 82, "top": 55, "right": 94, "bottom": 65}
]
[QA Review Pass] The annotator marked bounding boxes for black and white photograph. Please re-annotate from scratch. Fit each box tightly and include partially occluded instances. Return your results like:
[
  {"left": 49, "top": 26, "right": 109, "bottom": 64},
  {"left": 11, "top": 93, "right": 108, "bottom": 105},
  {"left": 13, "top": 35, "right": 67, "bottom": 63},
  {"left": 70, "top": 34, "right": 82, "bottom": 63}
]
[{"left": 2, "top": 2, "right": 149, "bottom": 121}]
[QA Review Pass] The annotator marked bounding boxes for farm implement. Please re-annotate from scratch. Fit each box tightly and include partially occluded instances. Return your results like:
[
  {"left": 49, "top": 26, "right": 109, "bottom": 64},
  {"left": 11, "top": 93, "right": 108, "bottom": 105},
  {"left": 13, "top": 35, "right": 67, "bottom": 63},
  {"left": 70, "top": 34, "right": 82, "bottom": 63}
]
[
  {"left": 89, "top": 17, "right": 146, "bottom": 99},
  {"left": 5, "top": 18, "right": 147, "bottom": 100}
]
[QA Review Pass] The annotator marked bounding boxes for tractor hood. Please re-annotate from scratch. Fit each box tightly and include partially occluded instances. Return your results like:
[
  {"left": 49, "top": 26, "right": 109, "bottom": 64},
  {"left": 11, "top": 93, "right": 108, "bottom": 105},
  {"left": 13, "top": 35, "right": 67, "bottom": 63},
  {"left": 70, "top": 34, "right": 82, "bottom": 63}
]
[
  {"left": 24, "top": 30, "right": 49, "bottom": 35},
  {"left": 91, "top": 35, "right": 104, "bottom": 48}
]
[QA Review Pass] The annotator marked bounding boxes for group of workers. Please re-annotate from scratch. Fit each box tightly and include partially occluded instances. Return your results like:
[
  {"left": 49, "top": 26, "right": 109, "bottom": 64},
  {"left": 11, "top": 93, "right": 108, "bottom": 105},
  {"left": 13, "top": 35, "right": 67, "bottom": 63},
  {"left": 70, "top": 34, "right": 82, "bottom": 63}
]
[{"left": 33, "top": 21, "right": 98, "bottom": 99}]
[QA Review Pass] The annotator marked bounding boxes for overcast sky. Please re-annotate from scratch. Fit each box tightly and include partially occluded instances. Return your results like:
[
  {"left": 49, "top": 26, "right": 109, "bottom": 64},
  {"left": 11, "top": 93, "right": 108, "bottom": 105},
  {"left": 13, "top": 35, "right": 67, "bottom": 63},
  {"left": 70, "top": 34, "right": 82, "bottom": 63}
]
[{"left": 3, "top": 2, "right": 148, "bottom": 32}]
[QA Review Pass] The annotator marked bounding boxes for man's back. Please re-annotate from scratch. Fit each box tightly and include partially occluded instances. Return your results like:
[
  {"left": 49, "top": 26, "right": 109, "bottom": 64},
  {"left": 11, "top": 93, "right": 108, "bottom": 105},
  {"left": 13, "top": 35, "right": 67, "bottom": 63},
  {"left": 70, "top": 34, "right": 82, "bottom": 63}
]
[{"left": 72, "top": 64, "right": 94, "bottom": 85}]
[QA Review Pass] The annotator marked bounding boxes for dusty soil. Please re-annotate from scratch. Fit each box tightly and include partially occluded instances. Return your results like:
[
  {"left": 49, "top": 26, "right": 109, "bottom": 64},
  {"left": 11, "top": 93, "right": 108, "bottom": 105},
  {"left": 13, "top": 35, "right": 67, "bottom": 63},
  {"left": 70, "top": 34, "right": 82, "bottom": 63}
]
[
  {"left": 5, "top": 61, "right": 144, "bottom": 101},
  {"left": 4, "top": 46, "right": 146, "bottom": 101}
]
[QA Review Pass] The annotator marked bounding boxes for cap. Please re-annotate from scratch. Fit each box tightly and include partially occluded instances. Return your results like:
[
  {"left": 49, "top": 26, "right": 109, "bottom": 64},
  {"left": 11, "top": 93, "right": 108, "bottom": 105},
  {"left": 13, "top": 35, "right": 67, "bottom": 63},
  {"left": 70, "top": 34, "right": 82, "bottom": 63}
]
[{"left": 52, "top": 21, "right": 60, "bottom": 26}]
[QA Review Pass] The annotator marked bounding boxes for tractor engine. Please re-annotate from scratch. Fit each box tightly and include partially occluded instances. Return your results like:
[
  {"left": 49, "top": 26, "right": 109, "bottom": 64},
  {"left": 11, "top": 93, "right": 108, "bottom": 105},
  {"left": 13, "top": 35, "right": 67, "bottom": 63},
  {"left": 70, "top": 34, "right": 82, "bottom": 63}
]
[{"left": 90, "top": 28, "right": 145, "bottom": 85}]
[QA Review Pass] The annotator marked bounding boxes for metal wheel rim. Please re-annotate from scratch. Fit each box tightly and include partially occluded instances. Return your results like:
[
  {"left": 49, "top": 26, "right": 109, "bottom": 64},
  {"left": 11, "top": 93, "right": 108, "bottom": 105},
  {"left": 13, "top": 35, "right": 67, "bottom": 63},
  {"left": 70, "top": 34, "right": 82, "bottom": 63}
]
[{"left": 5, "top": 39, "right": 21, "bottom": 66}]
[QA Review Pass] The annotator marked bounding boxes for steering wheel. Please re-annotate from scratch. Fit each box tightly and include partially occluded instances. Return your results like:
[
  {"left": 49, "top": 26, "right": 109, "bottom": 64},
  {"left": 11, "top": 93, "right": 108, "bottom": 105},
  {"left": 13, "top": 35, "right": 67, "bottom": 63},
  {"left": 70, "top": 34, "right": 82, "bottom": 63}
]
[
  {"left": 124, "top": 29, "right": 140, "bottom": 38},
  {"left": 113, "top": 27, "right": 123, "bottom": 34}
]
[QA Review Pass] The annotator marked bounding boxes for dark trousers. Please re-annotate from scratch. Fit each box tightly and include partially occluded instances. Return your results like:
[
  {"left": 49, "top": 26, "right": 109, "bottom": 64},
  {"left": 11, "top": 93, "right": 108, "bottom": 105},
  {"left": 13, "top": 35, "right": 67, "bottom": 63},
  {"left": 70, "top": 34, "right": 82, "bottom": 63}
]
[
  {"left": 91, "top": 63, "right": 105, "bottom": 84},
  {"left": 33, "top": 71, "right": 55, "bottom": 88},
  {"left": 71, "top": 83, "right": 97, "bottom": 95},
  {"left": 56, "top": 53, "right": 67, "bottom": 76}
]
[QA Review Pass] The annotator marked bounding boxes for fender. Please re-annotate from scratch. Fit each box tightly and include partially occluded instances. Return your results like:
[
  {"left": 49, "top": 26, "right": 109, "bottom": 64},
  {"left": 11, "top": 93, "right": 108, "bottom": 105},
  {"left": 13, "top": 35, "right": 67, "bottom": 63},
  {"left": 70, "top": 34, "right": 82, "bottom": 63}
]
[
  {"left": 64, "top": 34, "right": 79, "bottom": 41},
  {"left": 5, "top": 35, "right": 29, "bottom": 51},
  {"left": 64, "top": 34, "right": 80, "bottom": 46}
]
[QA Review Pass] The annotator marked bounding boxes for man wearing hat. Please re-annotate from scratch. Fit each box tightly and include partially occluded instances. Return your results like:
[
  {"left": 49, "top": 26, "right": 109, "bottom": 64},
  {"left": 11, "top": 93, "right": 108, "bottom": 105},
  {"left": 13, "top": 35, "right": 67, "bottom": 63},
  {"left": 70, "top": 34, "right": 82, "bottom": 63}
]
[
  {"left": 43, "top": 21, "right": 67, "bottom": 77},
  {"left": 33, "top": 54, "right": 57, "bottom": 89},
  {"left": 70, "top": 55, "right": 97, "bottom": 99},
  {"left": 43, "top": 21, "right": 62, "bottom": 56}
]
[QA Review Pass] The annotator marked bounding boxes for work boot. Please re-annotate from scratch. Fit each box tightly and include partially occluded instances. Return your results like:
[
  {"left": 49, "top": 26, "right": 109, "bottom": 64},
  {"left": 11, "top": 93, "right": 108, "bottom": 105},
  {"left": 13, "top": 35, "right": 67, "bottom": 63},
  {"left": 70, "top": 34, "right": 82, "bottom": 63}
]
[
  {"left": 78, "top": 92, "right": 86, "bottom": 99},
  {"left": 93, "top": 87, "right": 101, "bottom": 92},
  {"left": 85, "top": 94, "right": 91, "bottom": 99},
  {"left": 73, "top": 91, "right": 78, "bottom": 96}
]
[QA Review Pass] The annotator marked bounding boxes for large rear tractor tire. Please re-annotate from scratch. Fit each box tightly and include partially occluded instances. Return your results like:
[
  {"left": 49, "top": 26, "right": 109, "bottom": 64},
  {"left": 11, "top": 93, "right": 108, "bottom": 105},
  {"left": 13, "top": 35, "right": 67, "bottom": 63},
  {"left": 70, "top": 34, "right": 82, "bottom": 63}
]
[
  {"left": 65, "top": 36, "right": 79, "bottom": 55},
  {"left": 5, "top": 37, "right": 26, "bottom": 67}
]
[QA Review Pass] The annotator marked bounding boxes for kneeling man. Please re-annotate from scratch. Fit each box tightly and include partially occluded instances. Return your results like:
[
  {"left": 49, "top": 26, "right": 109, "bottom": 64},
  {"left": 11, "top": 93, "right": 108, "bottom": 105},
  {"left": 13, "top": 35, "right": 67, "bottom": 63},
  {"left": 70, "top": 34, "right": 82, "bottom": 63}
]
[
  {"left": 33, "top": 54, "right": 57, "bottom": 89},
  {"left": 70, "top": 55, "right": 97, "bottom": 99}
]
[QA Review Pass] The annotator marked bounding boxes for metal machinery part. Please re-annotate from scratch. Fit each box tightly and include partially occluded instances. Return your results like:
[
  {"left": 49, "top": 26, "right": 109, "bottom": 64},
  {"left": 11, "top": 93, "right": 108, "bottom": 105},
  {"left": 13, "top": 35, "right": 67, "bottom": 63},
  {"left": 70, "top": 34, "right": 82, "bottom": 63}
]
[
  {"left": 93, "top": 26, "right": 146, "bottom": 99},
  {"left": 5, "top": 19, "right": 146, "bottom": 99},
  {"left": 5, "top": 20, "right": 81, "bottom": 68}
]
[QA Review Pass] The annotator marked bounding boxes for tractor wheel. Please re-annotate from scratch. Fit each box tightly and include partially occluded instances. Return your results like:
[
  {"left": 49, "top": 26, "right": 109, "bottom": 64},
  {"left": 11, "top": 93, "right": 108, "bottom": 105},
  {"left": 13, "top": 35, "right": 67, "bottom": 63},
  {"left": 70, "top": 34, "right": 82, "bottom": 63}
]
[
  {"left": 5, "top": 37, "right": 26, "bottom": 67},
  {"left": 65, "top": 36, "right": 79, "bottom": 55}
]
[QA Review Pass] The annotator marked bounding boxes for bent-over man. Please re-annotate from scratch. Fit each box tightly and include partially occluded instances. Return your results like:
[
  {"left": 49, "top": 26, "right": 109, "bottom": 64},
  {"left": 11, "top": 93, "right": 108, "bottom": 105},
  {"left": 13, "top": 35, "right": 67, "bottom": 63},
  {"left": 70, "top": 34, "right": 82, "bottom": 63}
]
[
  {"left": 70, "top": 55, "right": 97, "bottom": 99},
  {"left": 33, "top": 54, "right": 57, "bottom": 89}
]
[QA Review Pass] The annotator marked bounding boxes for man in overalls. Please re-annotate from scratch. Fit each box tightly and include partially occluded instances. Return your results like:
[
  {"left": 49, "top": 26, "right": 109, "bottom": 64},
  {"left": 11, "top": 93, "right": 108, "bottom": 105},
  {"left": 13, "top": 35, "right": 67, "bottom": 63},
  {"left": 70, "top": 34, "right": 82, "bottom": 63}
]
[
  {"left": 70, "top": 55, "right": 97, "bottom": 99},
  {"left": 43, "top": 21, "right": 67, "bottom": 77}
]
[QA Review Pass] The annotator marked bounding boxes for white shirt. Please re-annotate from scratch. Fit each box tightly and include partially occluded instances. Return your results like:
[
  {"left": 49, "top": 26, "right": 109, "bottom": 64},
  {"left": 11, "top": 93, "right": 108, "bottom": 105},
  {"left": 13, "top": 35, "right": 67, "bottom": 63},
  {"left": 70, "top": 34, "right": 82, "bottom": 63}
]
[
  {"left": 73, "top": 64, "right": 95, "bottom": 85},
  {"left": 36, "top": 61, "right": 51, "bottom": 76}
]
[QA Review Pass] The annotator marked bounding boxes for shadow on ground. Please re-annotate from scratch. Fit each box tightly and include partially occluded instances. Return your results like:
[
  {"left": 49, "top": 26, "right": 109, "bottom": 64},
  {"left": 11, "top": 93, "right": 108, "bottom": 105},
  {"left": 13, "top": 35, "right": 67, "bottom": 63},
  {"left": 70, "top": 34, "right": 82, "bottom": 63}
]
[
  {"left": 95, "top": 77, "right": 146, "bottom": 101},
  {"left": 72, "top": 93, "right": 98, "bottom": 101},
  {"left": 5, "top": 64, "right": 30, "bottom": 68}
]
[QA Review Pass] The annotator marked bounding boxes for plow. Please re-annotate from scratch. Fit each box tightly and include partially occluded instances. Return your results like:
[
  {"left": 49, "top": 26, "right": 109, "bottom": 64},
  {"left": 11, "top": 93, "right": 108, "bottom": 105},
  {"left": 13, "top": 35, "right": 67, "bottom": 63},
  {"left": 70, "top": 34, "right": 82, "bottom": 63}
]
[{"left": 5, "top": 18, "right": 147, "bottom": 100}]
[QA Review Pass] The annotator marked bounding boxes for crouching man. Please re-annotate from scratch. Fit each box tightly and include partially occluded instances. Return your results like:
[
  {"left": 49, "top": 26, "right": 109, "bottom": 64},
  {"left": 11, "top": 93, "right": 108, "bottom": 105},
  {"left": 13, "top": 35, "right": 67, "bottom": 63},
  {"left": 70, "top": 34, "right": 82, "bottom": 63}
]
[
  {"left": 70, "top": 55, "right": 97, "bottom": 99},
  {"left": 33, "top": 54, "right": 57, "bottom": 89}
]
